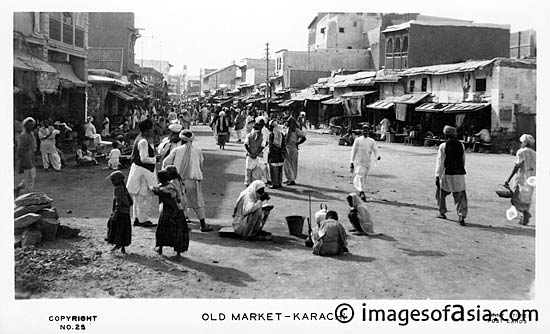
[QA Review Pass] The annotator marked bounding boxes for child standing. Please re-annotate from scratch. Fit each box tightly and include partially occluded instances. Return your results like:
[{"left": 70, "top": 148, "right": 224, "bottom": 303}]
[
  {"left": 152, "top": 170, "right": 189, "bottom": 259},
  {"left": 106, "top": 171, "right": 133, "bottom": 254},
  {"left": 166, "top": 164, "right": 191, "bottom": 233},
  {"left": 108, "top": 141, "right": 122, "bottom": 170}
]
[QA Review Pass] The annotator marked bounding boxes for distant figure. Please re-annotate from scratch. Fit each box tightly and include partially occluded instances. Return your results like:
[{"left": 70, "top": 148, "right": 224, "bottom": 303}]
[
  {"left": 106, "top": 171, "right": 132, "bottom": 254},
  {"left": 379, "top": 118, "right": 391, "bottom": 140},
  {"left": 84, "top": 116, "right": 101, "bottom": 147},
  {"left": 350, "top": 124, "right": 380, "bottom": 201},
  {"left": 505, "top": 134, "right": 536, "bottom": 225},
  {"left": 108, "top": 142, "right": 122, "bottom": 170},
  {"left": 267, "top": 121, "right": 286, "bottom": 189},
  {"left": 244, "top": 123, "right": 265, "bottom": 186},
  {"left": 215, "top": 111, "right": 230, "bottom": 150},
  {"left": 76, "top": 143, "right": 98, "bottom": 165},
  {"left": 435, "top": 125, "right": 467, "bottom": 226},
  {"left": 312, "top": 211, "right": 348, "bottom": 256},
  {"left": 283, "top": 116, "right": 306, "bottom": 186},
  {"left": 474, "top": 128, "right": 491, "bottom": 143},
  {"left": 102, "top": 116, "right": 110, "bottom": 137},
  {"left": 15, "top": 117, "right": 37, "bottom": 193},
  {"left": 38, "top": 119, "right": 61, "bottom": 171},
  {"left": 297, "top": 111, "right": 307, "bottom": 130},
  {"left": 234, "top": 109, "right": 245, "bottom": 143}
]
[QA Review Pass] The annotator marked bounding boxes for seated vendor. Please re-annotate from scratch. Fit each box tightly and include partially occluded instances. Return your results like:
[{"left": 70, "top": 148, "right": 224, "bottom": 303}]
[
  {"left": 312, "top": 210, "right": 349, "bottom": 256},
  {"left": 232, "top": 180, "right": 273, "bottom": 241},
  {"left": 76, "top": 143, "right": 98, "bottom": 165},
  {"left": 474, "top": 128, "right": 491, "bottom": 143}
]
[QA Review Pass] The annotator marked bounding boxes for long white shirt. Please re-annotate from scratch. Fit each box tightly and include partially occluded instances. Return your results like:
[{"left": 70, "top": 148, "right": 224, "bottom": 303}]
[
  {"left": 84, "top": 122, "right": 97, "bottom": 138},
  {"left": 38, "top": 126, "right": 59, "bottom": 154},
  {"left": 162, "top": 143, "right": 204, "bottom": 180},
  {"left": 350, "top": 136, "right": 379, "bottom": 172},
  {"left": 126, "top": 138, "right": 157, "bottom": 195}
]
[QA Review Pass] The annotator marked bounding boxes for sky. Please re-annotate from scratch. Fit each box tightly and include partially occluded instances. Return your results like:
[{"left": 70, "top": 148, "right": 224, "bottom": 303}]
[{"left": 129, "top": 0, "right": 542, "bottom": 76}]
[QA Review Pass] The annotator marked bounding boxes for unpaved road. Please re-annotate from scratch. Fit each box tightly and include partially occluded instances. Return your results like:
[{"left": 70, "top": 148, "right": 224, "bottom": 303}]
[{"left": 16, "top": 125, "right": 535, "bottom": 299}]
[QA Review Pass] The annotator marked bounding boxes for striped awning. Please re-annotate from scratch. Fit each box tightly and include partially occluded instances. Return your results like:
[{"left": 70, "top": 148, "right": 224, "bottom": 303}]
[
  {"left": 109, "top": 90, "right": 134, "bottom": 101},
  {"left": 278, "top": 100, "right": 296, "bottom": 107},
  {"left": 340, "top": 91, "right": 377, "bottom": 98},
  {"left": 416, "top": 102, "right": 491, "bottom": 114},
  {"left": 393, "top": 93, "right": 431, "bottom": 104},
  {"left": 322, "top": 97, "right": 343, "bottom": 105}
]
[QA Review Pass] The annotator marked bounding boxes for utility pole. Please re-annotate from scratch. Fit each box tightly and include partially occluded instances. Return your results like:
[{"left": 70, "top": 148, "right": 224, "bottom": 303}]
[{"left": 265, "top": 42, "right": 270, "bottom": 114}]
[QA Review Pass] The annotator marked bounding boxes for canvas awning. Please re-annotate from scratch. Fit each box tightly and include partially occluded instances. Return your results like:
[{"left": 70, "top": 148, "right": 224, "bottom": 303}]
[
  {"left": 305, "top": 94, "right": 331, "bottom": 101},
  {"left": 14, "top": 54, "right": 57, "bottom": 73},
  {"left": 109, "top": 90, "right": 134, "bottom": 101},
  {"left": 278, "top": 100, "right": 296, "bottom": 107},
  {"left": 416, "top": 102, "right": 491, "bottom": 114},
  {"left": 393, "top": 93, "right": 431, "bottom": 104},
  {"left": 88, "top": 74, "right": 129, "bottom": 87},
  {"left": 48, "top": 62, "right": 86, "bottom": 87},
  {"left": 367, "top": 99, "right": 395, "bottom": 110},
  {"left": 322, "top": 97, "right": 343, "bottom": 105},
  {"left": 340, "top": 91, "right": 377, "bottom": 98}
]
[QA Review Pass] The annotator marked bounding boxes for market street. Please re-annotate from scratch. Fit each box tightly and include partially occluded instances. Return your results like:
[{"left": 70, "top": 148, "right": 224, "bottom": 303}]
[{"left": 26, "top": 126, "right": 535, "bottom": 299}]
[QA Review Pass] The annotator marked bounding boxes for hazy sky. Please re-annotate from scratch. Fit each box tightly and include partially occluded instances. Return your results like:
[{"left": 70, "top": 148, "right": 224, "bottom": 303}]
[
  {"left": 130, "top": 0, "right": 541, "bottom": 76},
  {"left": 7, "top": 0, "right": 544, "bottom": 76}
]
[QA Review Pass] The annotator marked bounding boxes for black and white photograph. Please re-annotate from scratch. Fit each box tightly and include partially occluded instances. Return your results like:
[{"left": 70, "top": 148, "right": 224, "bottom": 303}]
[{"left": 4, "top": 0, "right": 548, "bottom": 332}]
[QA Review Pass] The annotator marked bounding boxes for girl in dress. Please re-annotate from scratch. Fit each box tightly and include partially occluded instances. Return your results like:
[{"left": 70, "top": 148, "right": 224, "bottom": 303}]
[
  {"left": 106, "top": 171, "right": 133, "bottom": 254},
  {"left": 152, "top": 170, "right": 188, "bottom": 258}
]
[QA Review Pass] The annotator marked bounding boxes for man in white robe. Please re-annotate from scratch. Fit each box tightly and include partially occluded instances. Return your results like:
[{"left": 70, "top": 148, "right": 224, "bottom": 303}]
[
  {"left": 38, "top": 120, "right": 61, "bottom": 171},
  {"left": 350, "top": 124, "right": 380, "bottom": 201},
  {"left": 126, "top": 119, "right": 158, "bottom": 227}
]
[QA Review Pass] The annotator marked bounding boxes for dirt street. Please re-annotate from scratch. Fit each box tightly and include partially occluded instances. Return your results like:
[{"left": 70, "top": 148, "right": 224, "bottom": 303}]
[{"left": 16, "top": 125, "right": 535, "bottom": 299}]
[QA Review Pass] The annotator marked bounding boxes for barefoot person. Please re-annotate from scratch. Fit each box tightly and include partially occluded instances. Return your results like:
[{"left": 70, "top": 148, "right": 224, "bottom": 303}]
[
  {"left": 163, "top": 130, "right": 213, "bottom": 232},
  {"left": 505, "top": 134, "right": 536, "bottom": 225},
  {"left": 232, "top": 180, "right": 273, "bottom": 240},
  {"left": 106, "top": 171, "right": 132, "bottom": 254},
  {"left": 127, "top": 119, "right": 158, "bottom": 227},
  {"left": 312, "top": 211, "right": 348, "bottom": 256}
]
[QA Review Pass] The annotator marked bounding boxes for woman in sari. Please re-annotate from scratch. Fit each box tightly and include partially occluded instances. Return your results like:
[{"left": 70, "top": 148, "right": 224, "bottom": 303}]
[{"left": 283, "top": 116, "right": 306, "bottom": 186}]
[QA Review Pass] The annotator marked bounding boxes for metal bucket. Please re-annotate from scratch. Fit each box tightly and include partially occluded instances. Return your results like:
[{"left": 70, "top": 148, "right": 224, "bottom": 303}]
[{"left": 285, "top": 215, "right": 305, "bottom": 236}]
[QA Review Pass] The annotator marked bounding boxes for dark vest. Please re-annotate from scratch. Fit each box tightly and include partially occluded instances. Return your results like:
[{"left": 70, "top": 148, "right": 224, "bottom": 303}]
[
  {"left": 131, "top": 136, "right": 155, "bottom": 172},
  {"left": 444, "top": 140, "right": 466, "bottom": 175}
]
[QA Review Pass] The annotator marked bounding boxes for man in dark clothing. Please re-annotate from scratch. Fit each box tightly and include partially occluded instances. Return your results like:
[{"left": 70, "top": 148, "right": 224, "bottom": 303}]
[{"left": 435, "top": 125, "right": 468, "bottom": 226}]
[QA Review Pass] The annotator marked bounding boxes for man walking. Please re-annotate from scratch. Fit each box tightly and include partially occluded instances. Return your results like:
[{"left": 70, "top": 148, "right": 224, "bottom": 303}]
[
  {"left": 435, "top": 125, "right": 468, "bottom": 226},
  {"left": 350, "top": 124, "right": 380, "bottom": 201},
  {"left": 38, "top": 119, "right": 61, "bottom": 171},
  {"left": 234, "top": 109, "right": 245, "bottom": 143}
]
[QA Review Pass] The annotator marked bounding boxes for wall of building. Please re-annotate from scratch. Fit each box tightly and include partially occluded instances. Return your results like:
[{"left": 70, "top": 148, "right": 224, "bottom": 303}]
[
  {"left": 491, "top": 63, "right": 536, "bottom": 131},
  {"left": 203, "top": 66, "right": 238, "bottom": 91},
  {"left": 408, "top": 24, "right": 510, "bottom": 68},
  {"left": 285, "top": 70, "right": 331, "bottom": 89},
  {"left": 379, "top": 81, "right": 405, "bottom": 99},
  {"left": 314, "top": 13, "right": 365, "bottom": 50},
  {"left": 510, "top": 30, "right": 536, "bottom": 59},
  {"left": 88, "top": 12, "right": 135, "bottom": 75},
  {"left": 277, "top": 49, "right": 371, "bottom": 75}
]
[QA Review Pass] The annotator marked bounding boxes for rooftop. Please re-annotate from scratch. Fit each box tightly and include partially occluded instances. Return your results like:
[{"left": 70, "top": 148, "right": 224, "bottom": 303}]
[{"left": 382, "top": 20, "right": 510, "bottom": 33}]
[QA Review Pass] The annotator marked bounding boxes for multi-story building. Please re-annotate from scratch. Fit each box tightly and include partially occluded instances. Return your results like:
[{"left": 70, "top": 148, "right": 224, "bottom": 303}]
[
  {"left": 381, "top": 20, "right": 510, "bottom": 71},
  {"left": 168, "top": 74, "right": 182, "bottom": 95},
  {"left": 237, "top": 58, "right": 275, "bottom": 87},
  {"left": 510, "top": 29, "right": 536, "bottom": 59},
  {"left": 135, "top": 59, "right": 173, "bottom": 81},
  {"left": 13, "top": 12, "right": 88, "bottom": 125},
  {"left": 201, "top": 64, "right": 239, "bottom": 92}
]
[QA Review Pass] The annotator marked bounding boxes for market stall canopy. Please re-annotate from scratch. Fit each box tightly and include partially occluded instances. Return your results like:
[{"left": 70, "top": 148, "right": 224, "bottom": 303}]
[
  {"left": 88, "top": 74, "right": 129, "bottom": 87},
  {"left": 48, "top": 62, "right": 87, "bottom": 88},
  {"left": 278, "top": 100, "right": 296, "bottom": 107},
  {"left": 321, "top": 97, "right": 343, "bottom": 105},
  {"left": 340, "top": 91, "right": 377, "bottom": 98},
  {"left": 367, "top": 99, "right": 396, "bottom": 110},
  {"left": 416, "top": 102, "right": 491, "bottom": 113},
  {"left": 109, "top": 90, "right": 135, "bottom": 101},
  {"left": 14, "top": 54, "right": 57, "bottom": 73},
  {"left": 393, "top": 93, "right": 431, "bottom": 104},
  {"left": 305, "top": 94, "right": 331, "bottom": 101},
  {"left": 400, "top": 59, "right": 495, "bottom": 76}
]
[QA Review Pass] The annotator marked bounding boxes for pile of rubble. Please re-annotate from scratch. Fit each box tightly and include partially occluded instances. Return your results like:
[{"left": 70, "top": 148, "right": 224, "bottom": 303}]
[{"left": 14, "top": 192, "right": 60, "bottom": 247}]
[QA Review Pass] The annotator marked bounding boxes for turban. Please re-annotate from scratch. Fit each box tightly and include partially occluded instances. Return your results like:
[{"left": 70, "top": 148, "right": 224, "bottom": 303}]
[
  {"left": 219, "top": 111, "right": 226, "bottom": 117},
  {"left": 22, "top": 117, "right": 36, "bottom": 126},
  {"left": 519, "top": 134, "right": 535, "bottom": 145},
  {"left": 179, "top": 129, "right": 195, "bottom": 142},
  {"left": 168, "top": 123, "right": 183, "bottom": 132},
  {"left": 362, "top": 124, "right": 371, "bottom": 130},
  {"left": 443, "top": 125, "right": 457, "bottom": 136}
]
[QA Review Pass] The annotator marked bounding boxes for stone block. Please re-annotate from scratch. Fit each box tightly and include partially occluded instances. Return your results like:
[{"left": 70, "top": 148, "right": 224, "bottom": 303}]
[
  {"left": 14, "top": 213, "right": 41, "bottom": 229},
  {"left": 38, "top": 207, "right": 59, "bottom": 220},
  {"left": 14, "top": 192, "right": 53, "bottom": 207},
  {"left": 21, "top": 229, "right": 42, "bottom": 247},
  {"left": 14, "top": 203, "right": 52, "bottom": 219},
  {"left": 35, "top": 218, "right": 60, "bottom": 241}
]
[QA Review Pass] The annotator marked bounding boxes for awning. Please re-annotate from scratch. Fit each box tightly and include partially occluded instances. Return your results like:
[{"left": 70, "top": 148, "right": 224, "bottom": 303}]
[
  {"left": 48, "top": 62, "right": 87, "bottom": 87},
  {"left": 14, "top": 54, "right": 57, "bottom": 73},
  {"left": 367, "top": 99, "right": 395, "bottom": 110},
  {"left": 321, "top": 97, "right": 343, "bottom": 105},
  {"left": 305, "top": 94, "right": 331, "bottom": 101},
  {"left": 393, "top": 93, "right": 431, "bottom": 104},
  {"left": 125, "top": 91, "right": 143, "bottom": 101},
  {"left": 340, "top": 91, "right": 377, "bottom": 98},
  {"left": 88, "top": 74, "right": 129, "bottom": 87},
  {"left": 109, "top": 90, "right": 134, "bottom": 101},
  {"left": 416, "top": 102, "right": 491, "bottom": 114},
  {"left": 278, "top": 100, "right": 296, "bottom": 107}
]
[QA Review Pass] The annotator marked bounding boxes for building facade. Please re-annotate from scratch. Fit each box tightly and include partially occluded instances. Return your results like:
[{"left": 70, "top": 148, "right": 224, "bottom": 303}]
[
  {"left": 510, "top": 29, "right": 536, "bottom": 59},
  {"left": 202, "top": 64, "right": 239, "bottom": 92}
]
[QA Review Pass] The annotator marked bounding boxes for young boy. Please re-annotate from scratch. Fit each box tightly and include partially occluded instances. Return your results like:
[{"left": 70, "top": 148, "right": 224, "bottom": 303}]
[{"left": 108, "top": 142, "right": 122, "bottom": 170}]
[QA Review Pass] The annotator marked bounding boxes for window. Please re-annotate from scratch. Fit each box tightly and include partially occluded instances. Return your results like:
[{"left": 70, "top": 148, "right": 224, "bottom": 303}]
[
  {"left": 475, "top": 78, "right": 487, "bottom": 92},
  {"left": 421, "top": 78, "right": 428, "bottom": 92},
  {"left": 394, "top": 38, "right": 401, "bottom": 54},
  {"left": 386, "top": 38, "right": 393, "bottom": 55},
  {"left": 49, "top": 12, "right": 83, "bottom": 49},
  {"left": 402, "top": 36, "right": 409, "bottom": 53},
  {"left": 409, "top": 80, "right": 415, "bottom": 93},
  {"left": 339, "top": 27, "right": 345, "bottom": 33},
  {"left": 320, "top": 28, "right": 325, "bottom": 34},
  {"left": 49, "top": 15, "right": 61, "bottom": 41},
  {"left": 353, "top": 21, "right": 357, "bottom": 27}
]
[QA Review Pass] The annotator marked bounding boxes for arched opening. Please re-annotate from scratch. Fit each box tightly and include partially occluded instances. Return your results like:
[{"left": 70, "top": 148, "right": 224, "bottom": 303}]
[
  {"left": 402, "top": 36, "right": 409, "bottom": 53},
  {"left": 386, "top": 38, "right": 393, "bottom": 55}
]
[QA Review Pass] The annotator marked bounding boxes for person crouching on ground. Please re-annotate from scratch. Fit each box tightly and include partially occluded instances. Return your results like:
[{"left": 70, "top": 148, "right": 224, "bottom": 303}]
[
  {"left": 505, "top": 134, "right": 536, "bottom": 226},
  {"left": 152, "top": 170, "right": 188, "bottom": 259},
  {"left": 232, "top": 180, "right": 274, "bottom": 241},
  {"left": 108, "top": 141, "right": 122, "bottom": 170},
  {"left": 106, "top": 171, "right": 132, "bottom": 254},
  {"left": 312, "top": 211, "right": 349, "bottom": 256},
  {"left": 346, "top": 193, "right": 379, "bottom": 236},
  {"left": 435, "top": 125, "right": 468, "bottom": 226},
  {"left": 350, "top": 124, "right": 380, "bottom": 202}
]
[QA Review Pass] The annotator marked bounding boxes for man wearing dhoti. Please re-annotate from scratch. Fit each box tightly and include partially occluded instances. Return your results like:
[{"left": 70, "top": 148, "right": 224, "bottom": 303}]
[{"left": 350, "top": 124, "right": 380, "bottom": 202}]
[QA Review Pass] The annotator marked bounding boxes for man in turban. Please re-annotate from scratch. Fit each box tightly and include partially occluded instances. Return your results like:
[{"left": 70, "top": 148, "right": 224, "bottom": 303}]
[
  {"left": 350, "top": 124, "right": 380, "bottom": 201},
  {"left": 435, "top": 125, "right": 468, "bottom": 226},
  {"left": 505, "top": 134, "right": 536, "bottom": 225}
]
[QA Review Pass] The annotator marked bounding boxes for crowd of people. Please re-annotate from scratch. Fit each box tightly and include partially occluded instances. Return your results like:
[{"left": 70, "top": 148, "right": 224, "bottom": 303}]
[{"left": 14, "top": 102, "right": 537, "bottom": 259}]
